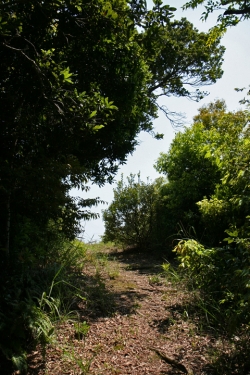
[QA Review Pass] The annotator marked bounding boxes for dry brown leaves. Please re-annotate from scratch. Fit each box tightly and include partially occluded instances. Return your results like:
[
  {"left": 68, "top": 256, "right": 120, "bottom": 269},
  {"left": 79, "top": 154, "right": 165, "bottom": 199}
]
[{"left": 26, "top": 248, "right": 224, "bottom": 375}]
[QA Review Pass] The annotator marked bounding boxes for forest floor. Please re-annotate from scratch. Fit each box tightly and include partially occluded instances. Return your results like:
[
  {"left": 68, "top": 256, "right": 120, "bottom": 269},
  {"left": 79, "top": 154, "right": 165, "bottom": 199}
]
[{"left": 26, "top": 244, "right": 241, "bottom": 375}]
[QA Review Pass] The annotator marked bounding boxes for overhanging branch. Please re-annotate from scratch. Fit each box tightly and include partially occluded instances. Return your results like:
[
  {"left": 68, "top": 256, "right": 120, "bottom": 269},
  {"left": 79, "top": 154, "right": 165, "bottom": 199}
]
[{"left": 224, "top": 7, "right": 250, "bottom": 15}]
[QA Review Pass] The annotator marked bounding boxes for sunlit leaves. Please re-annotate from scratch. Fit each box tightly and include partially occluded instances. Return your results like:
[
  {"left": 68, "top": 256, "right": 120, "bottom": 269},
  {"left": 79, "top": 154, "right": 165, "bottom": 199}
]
[
  {"left": 103, "top": 174, "right": 158, "bottom": 248},
  {"left": 183, "top": 0, "right": 250, "bottom": 27},
  {"left": 0, "top": 0, "right": 226, "bottom": 264},
  {"left": 155, "top": 100, "right": 249, "bottom": 246},
  {"left": 60, "top": 67, "right": 73, "bottom": 84}
]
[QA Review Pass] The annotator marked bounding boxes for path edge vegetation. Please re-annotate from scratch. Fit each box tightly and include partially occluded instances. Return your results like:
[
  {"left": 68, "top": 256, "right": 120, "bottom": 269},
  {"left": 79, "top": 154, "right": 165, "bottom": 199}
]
[
  {"left": 0, "top": 0, "right": 250, "bottom": 373},
  {"left": 102, "top": 100, "right": 250, "bottom": 372}
]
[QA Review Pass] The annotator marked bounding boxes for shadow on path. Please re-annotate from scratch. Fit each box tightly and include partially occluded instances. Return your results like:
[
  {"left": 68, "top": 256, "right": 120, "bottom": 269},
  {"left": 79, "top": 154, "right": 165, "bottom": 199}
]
[{"left": 108, "top": 246, "right": 167, "bottom": 275}]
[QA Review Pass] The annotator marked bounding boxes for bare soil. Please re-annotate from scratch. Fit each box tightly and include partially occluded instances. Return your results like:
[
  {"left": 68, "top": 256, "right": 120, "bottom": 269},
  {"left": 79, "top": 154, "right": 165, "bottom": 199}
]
[{"left": 26, "top": 246, "right": 230, "bottom": 375}]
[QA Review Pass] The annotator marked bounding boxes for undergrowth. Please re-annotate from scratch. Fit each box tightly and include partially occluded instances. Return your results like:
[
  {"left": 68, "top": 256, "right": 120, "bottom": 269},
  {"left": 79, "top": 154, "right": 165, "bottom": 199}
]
[
  {"left": 3, "top": 236, "right": 249, "bottom": 375},
  {"left": 162, "top": 248, "right": 250, "bottom": 375},
  {"left": 0, "top": 235, "right": 88, "bottom": 374}
]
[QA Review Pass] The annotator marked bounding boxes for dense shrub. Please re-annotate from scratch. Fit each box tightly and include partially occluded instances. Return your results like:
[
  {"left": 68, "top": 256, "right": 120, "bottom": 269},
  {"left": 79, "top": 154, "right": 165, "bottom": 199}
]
[
  {"left": 0, "top": 232, "right": 87, "bottom": 374},
  {"left": 103, "top": 174, "right": 160, "bottom": 249},
  {"left": 173, "top": 236, "right": 250, "bottom": 332}
]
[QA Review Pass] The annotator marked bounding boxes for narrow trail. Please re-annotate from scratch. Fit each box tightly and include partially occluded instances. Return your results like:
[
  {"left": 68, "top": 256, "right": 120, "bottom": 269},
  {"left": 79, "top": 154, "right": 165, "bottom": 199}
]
[{"left": 28, "top": 248, "right": 218, "bottom": 375}]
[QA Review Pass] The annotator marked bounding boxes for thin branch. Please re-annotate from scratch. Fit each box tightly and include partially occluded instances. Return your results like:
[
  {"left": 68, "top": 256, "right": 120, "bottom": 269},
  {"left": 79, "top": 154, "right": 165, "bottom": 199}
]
[
  {"left": 22, "top": 36, "right": 39, "bottom": 56},
  {"left": 150, "top": 347, "right": 189, "bottom": 374},
  {"left": 156, "top": 102, "right": 187, "bottom": 128},
  {"left": 221, "top": 0, "right": 246, "bottom": 5},
  {"left": 224, "top": 6, "right": 250, "bottom": 15},
  {"left": 2, "top": 41, "right": 50, "bottom": 99},
  {"left": 2, "top": 42, "right": 43, "bottom": 76},
  {"left": 148, "top": 72, "right": 177, "bottom": 93}
]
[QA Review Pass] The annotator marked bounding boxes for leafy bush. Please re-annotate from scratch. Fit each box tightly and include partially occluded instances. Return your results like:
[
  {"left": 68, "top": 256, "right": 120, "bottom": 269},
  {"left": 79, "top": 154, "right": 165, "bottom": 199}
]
[
  {"left": 174, "top": 238, "right": 250, "bottom": 332},
  {"left": 0, "top": 235, "right": 87, "bottom": 373},
  {"left": 155, "top": 100, "right": 249, "bottom": 247},
  {"left": 102, "top": 174, "right": 160, "bottom": 250}
]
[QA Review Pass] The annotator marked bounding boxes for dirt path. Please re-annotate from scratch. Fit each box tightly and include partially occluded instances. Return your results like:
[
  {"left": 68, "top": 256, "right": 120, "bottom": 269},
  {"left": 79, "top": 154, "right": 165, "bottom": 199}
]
[{"left": 28, "top": 247, "right": 218, "bottom": 375}]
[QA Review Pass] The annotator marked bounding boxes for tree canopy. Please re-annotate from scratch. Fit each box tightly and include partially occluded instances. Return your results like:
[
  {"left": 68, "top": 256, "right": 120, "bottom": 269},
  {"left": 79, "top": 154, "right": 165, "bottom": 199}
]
[
  {"left": 103, "top": 101, "right": 250, "bottom": 250},
  {"left": 183, "top": 0, "right": 250, "bottom": 28},
  {"left": 0, "top": 1, "right": 247, "bottom": 370},
  {"left": 155, "top": 100, "right": 249, "bottom": 245},
  {"left": 183, "top": 0, "right": 250, "bottom": 48},
  {"left": 103, "top": 100, "right": 250, "bottom": 337},
  {"left": 102, "top": 174, "right": 160, "bottom": 248},
  {"left": 0, "top": 0, "right": 226, "bottom": 262}
]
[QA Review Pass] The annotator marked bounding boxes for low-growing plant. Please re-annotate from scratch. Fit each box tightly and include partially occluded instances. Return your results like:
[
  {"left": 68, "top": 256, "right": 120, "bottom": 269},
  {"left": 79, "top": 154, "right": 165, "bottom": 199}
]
[
  {"left": 161, "top": 262, "right": 183, "bottom": 283},
  {"left": 62, "top": 345, "right": 94, "bottom": 375},
  {"left": 173, "top": 238, "right": 250, "bottom": 333},
  {"left": 148, "top": 275, "right": 161, "bottom": 285},
  {"left": 74, "top": 321, "right": 90, "bottom": 341},
  {"left": 0, "top": 236, "right": 88, "bottom": 373}
]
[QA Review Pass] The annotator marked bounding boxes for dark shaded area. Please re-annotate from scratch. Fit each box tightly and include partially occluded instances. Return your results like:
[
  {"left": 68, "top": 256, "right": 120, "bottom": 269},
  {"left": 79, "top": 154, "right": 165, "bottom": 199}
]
[
  {"left": 204, "top": 332, "right": 250, "bottom": 375},
  {"left": 75, "top": 272, "right": 149, "bottom": 319},
  {"left": 153, "top": 301, "right": 250, "bottom": 375},
  {"left": 0, "top": 353, "right": 15, "bottom": 375},
  {"left": 108, "top": 246, "right": 167, "bottom": 275},
  {"left": 151, "top": 317, "right": 174, "bottom": 333}
]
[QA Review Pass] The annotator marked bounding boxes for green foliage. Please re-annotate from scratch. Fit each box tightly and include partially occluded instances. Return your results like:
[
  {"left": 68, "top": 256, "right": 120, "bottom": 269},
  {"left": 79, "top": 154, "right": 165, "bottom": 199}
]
[
  {"left": 74, "top": 321, "right": 90, "bottom": 341},
  {"left": 103, "top": 174, "right": 159, "bottom": 249},
  {"left": 183, "top": 0, "right": 250, "bottom": 27},
  {"left": 0, "top": 236, "right": 87, "bottom": 373},
  {"left": 62, "top": 344, "right": 94, "bottom": 375},
  {"left": 0, "top": 1, "right": 227, "bottom": 368},
  {"left": 182, "top": 1, "right": 250, "bottom": 70},
  {"left": 155, "top": 100, "right": 249, "bottom": 246},
  {"left": 174, "top": 238, "right": 250, "bottom": 332},
  {"left": 154, "top": 100, "right": 250, "bottom": 335},
  {"left": 0, "top": 0, "right": 225, "bottom": 279},
  {"left": 0, "top": 296, "right": 54, "bottom": 373},
  {"left": 196, "top": 105, "right": 250, "bottom": 243},
  {"left": 155, "top": 118, "right": 220, "bottom": 244}
]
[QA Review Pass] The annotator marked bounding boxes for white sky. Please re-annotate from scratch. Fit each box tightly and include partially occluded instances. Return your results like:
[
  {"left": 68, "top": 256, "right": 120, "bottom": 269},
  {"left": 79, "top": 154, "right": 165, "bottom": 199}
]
[{"left": 71, "top": 0, "right": 250, "bottom": 242}]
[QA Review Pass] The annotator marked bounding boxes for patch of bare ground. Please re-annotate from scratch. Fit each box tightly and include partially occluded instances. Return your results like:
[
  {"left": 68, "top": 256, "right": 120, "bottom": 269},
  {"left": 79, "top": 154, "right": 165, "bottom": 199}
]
[{"left": 26, "top": 247, "right": 230, "bottom": 375}]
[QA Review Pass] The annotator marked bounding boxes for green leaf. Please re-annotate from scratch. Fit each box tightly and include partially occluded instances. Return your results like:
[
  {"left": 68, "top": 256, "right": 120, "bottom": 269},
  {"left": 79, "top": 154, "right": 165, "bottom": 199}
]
[
  {"left": 89, "top": 110, "right": 97, "bottom": 119},
  {"left": 225, "top": 229, "right": 238, "bottom": 237},
  {"left": 60, "top": 67, "right": 73, "bottom": 83},
  {"left": 92, "top": 125, "right": 104, "bottom": 131}
]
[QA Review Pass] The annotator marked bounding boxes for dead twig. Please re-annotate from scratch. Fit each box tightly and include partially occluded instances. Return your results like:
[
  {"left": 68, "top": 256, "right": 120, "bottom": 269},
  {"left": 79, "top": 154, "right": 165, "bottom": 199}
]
[{"left": 150, "top": 347, "right": 189, "bottom": 374}]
